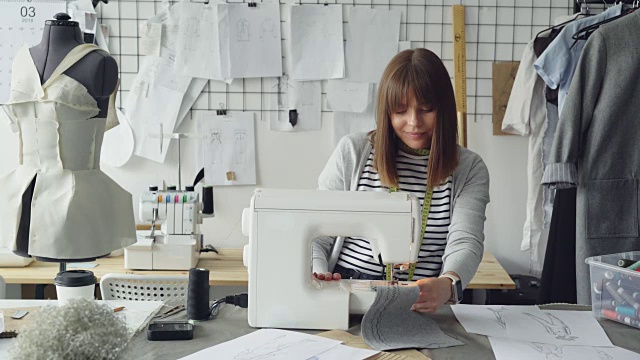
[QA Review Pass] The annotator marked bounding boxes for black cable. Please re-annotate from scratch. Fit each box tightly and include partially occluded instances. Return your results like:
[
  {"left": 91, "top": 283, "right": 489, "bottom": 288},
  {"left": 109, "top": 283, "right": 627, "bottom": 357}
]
[
  {"left": 200, "top": 244, "right": 219, "bottom": 254},
  {"left": 208, "top": 293, "right": 249, "bottom": 319}
]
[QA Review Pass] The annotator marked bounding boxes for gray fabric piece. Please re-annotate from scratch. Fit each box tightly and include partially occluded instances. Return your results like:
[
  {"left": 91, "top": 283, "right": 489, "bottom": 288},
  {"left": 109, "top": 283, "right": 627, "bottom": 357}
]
[
  {"left": 541, "top": 10, "right": 640, "bottom": 304},
  {"left": 313, "top": 132, "right": 490, "bottom": 289},
  {"left": 361, "top": 285, "right": 464, "bottom": 351}
]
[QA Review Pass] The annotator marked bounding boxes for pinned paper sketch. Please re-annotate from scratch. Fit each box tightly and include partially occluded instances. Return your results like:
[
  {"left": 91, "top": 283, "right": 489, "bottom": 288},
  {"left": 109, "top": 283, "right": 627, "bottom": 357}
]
[
  {"left": 176, "top": 78, "right": 208, "bottom": 130},
  {"left": 333, "top": 86, "right": 377, "bottom": 146},
  {"left": 178, "top": 329, "right": 341, "bottom": 360},
  {"left": 345, "top": 8, "right": 401, "bottom": 83},
  {"left": 125, "top": 2, "right": 206, "bottom": 163},
  {"left": 101, "top": 107, "right": 135, "bottom": 168},
  {"left": 148, "top": 1, "right": 182, "bottom": 50},
  {"left": 270, "top": 79, "right": 321, "bottom": 132},
  {"left": 290, "top": 5, "right": 344, "bottom": 80},
  {"left": 452, "top": 306, "right": 613, "bottom": 347},
  {"left": 176, "top": 2, "right": 225, "bottom": 80},
  {"left": 68, "top": 0, "right": 98, "bottom": 41},
  {"left": 327, "top": 81, "right": 372, "bottom": 113},
  {"left": 219, "top": 3, "right": 282, "bottom": 78},
  {"left": 126, "top": 51, "right": 192, "bottom": 163},
  {"left": 198, "top": 112, "right": 256, "bottom": 186},
  {"left": 489, "top": 338, "right": 640, "bottom": 360},
  {"left": 140, "top": 22, "right": 162, "bottom": 56}
]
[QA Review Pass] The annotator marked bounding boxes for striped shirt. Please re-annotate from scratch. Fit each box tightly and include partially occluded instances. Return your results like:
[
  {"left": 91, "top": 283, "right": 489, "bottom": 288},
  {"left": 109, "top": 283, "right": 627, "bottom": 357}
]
[{"left": 335, "top": 149, "right": 452, "bottom": 280}]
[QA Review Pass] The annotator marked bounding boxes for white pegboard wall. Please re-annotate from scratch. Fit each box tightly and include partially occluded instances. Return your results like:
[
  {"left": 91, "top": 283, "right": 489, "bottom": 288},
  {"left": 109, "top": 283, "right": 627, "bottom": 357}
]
[{"left": 97, "top": 0, "right": 574, "bottom": 124}]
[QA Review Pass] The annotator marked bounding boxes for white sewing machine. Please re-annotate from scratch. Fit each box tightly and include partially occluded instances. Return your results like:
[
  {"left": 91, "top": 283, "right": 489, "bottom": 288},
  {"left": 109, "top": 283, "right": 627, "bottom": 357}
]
[
  {"left": 241, "top": 188, "right": 421, "bottom": 330},
  {"left": 124, "top": 187, "right": 203, "bottom": 270}
]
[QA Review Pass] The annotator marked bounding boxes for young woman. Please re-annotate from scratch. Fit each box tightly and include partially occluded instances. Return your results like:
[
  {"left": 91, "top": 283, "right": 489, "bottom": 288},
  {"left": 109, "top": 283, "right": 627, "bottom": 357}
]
[{"left": 313, "top": 48, "right": 490, "bottom": 313}]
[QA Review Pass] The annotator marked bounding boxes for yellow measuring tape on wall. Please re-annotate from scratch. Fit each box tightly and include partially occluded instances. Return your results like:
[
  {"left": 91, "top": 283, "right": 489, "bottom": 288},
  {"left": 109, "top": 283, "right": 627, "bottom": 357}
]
[{"left": 453, "top": 4, "right": 467, "bottom": 148}]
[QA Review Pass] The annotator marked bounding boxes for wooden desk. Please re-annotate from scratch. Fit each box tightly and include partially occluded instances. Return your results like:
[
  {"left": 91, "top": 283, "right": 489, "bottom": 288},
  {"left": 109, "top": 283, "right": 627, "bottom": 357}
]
[
  {"left": 0, "top": 250, "right": 515, "bottom": 289},
  {"left": 467, "top": 251, "right": 515, "bottom": 290}
]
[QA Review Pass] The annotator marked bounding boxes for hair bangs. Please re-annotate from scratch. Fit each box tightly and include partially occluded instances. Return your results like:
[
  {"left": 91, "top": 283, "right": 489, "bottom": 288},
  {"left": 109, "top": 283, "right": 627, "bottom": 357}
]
[
  {"left": 409, "top": 65, "right": 436, "bottom": 110},
  {"left": 385, "top": 65, "right": 436, "bottom": 114}
]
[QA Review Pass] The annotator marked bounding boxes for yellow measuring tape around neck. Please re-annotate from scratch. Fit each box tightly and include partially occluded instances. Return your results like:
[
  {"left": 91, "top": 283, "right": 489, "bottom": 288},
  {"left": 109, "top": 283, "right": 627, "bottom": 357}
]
[
  {"left": 398, "top": 142, "right": 429, "bottom": 156},
  {"left": 386, "top": 146, "right": 432, "bottom": 282}
]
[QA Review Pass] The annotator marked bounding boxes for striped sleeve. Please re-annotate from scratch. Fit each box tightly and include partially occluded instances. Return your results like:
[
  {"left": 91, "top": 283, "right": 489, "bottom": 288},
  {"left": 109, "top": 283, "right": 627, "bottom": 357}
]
[{"left": 541, "top": 162, "right": 578, "bottom": 189}]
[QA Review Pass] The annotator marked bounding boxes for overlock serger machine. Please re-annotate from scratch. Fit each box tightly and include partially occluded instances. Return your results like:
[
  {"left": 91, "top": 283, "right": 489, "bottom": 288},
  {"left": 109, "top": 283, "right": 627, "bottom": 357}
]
[
  {"left": 125, "top": 186, "right": 204, "bottom": 270},
  {"left": 241, "top": 188, "right": 421, "bottom": 330}
]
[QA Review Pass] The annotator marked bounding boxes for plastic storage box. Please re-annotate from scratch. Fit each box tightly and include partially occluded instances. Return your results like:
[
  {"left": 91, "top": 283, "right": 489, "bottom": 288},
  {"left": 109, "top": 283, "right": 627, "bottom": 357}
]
[{"left": 586, "top": 251, "right": 640, "bottom": 329}]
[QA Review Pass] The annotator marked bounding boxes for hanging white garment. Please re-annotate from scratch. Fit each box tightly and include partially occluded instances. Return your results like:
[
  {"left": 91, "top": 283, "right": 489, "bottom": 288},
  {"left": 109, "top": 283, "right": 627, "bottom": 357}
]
[{"left": 0, "top": 44, "right": 135, "bottom": 259}]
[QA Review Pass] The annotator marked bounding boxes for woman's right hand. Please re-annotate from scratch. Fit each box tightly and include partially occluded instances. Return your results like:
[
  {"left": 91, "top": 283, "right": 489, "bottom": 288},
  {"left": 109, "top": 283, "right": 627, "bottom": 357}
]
[{"left": 313, "top": 272, "right": 342, "bottom": 281}]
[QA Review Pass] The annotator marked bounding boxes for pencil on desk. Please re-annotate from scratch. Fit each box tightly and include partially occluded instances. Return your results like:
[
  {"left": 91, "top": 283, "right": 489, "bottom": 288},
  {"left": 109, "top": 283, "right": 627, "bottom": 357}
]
[{"left": 113, "top": 306, "right": 125, "bottom": 313}]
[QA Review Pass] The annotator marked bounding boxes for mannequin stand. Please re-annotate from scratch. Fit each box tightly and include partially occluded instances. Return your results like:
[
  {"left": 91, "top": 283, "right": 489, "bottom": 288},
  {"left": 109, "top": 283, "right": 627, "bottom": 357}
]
[{"left": 34, "top": 263, "right": 67, "bottom": 300}]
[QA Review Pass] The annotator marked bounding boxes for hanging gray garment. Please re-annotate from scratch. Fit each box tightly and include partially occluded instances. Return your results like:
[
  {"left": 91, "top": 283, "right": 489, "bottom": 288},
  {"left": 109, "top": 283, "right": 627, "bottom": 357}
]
[{"left": 541, "top": 11, "right": 640, "bottom": 304}]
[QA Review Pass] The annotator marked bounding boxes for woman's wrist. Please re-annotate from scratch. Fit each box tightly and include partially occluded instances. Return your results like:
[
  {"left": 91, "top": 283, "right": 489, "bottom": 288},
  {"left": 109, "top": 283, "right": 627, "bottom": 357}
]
[{"left": 439, "top": 272, "right": 461, "bottom": 303}]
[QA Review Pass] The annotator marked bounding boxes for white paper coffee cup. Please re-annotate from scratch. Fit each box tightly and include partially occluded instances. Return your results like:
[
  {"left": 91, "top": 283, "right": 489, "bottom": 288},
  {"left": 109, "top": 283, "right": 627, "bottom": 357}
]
[{"left": 54, "top": 270, "right": 96, "bottom": 306}]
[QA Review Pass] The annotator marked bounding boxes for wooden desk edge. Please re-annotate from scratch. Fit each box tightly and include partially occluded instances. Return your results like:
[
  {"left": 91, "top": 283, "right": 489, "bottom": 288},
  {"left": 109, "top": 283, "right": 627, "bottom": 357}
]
[{"left": 2, "top": 250, "right": 516, "bottom": 289}]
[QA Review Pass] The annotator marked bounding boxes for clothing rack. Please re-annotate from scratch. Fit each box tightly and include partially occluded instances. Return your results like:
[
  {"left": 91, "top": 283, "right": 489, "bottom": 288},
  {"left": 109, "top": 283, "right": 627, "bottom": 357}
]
[{"left": 573, "top": 0, "right": 636, "bottom": 14}]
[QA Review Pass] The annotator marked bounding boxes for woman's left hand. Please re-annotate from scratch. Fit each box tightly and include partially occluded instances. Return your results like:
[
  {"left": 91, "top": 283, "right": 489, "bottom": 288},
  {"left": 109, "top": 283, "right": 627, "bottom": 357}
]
[{"left": 410, "top": 277, "right": 453, "bottom": 313}]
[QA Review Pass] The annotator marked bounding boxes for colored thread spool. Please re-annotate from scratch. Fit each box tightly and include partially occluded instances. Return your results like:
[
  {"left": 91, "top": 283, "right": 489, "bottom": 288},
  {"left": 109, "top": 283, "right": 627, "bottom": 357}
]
[
  {"left": 203, "top": 186, "right": 214, "bottom": 215},
  {"left": 629, "top": 261, "right": 640, "bottom": 271},
  {"left": 605, "top": 282, "right": 626, "bottom": 304},
  {"left": 617, "top": 287, "right": 640, "bottom": 310},
  {"left": 618, "top": 259, "right": 637, "bottom": 268},
  {"left": 602, "top": 309, "right": 640, "bottom": 328},
  {"left": 615, "top": 306, "right": 638, "bottom": 318}
]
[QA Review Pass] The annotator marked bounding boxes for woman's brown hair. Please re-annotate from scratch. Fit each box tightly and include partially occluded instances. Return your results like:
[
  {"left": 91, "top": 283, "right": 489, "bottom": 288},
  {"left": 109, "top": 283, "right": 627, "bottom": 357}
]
[{"left": 371, "top": 48, "right": 459, "bottom": 189}]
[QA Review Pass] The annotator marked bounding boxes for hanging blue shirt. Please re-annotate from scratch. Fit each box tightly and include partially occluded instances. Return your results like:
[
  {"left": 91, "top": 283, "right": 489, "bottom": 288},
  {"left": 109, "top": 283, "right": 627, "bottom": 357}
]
[{"left": 534, "top": 4, "right": 623, "bottom": 116}]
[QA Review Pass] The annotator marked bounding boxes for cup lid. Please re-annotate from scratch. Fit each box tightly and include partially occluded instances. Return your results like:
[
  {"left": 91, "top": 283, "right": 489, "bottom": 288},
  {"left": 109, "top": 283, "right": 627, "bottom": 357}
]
[{"left": 54, "top": 270, "right": 96, "bottom": 287}]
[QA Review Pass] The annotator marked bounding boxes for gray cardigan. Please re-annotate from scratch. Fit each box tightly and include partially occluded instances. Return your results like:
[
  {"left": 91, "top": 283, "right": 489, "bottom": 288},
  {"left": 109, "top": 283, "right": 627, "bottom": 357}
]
[{"left": 313, "top": 132, "right": 490, "bottom": 289}]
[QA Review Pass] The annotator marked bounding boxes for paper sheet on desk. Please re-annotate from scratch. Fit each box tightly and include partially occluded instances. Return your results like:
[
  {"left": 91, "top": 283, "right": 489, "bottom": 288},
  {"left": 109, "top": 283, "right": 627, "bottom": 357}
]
[
  {"left": 290, "top": 5, "right": 344, "bottom": 81},
  {"left": 452, "top": 305, "right": 613, "bottom": 347},
  {"left": 361, "top": 285, "right": 463, "bottom": 351},
  {"left": 178, "top": 329, "right": 342, "bottom": 360},
  {"left": 317, "top": 330, "right": 430, "bottom": 359},
  {"left": 103, "top": 300, "right": 163, "bottom": 336},
  {"left": 489, "top": 338, "right": 639, "bottom": 360},
  {"left": 345, "top": 8, "right": 400, "bottom": 83}
]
